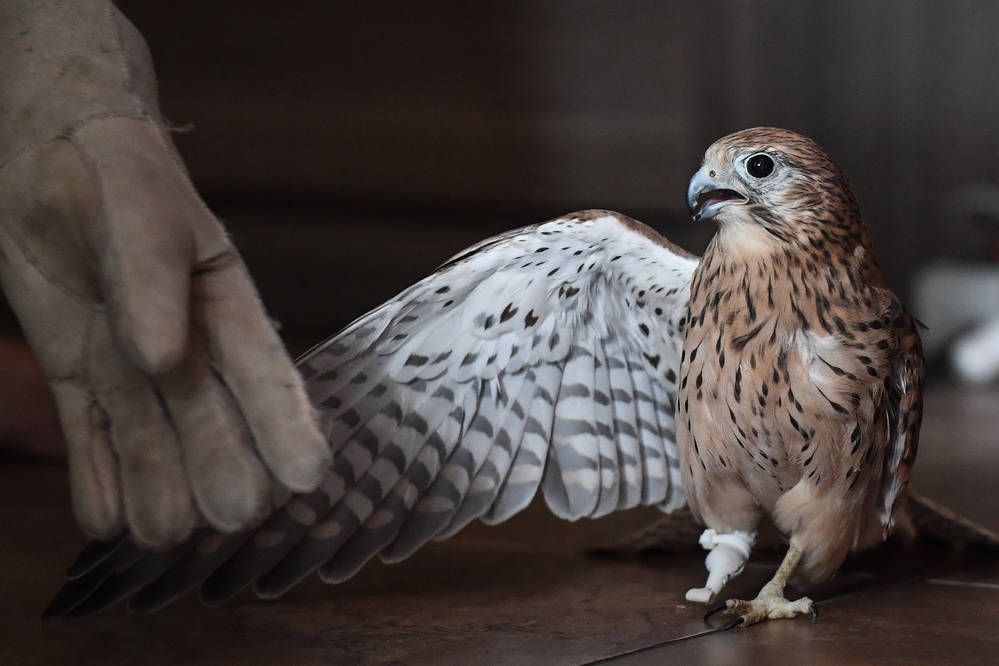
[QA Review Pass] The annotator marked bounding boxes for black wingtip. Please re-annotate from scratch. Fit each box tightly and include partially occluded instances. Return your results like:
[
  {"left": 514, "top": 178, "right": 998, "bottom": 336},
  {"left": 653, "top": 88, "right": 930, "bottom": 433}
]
[
  {"left": 65, "top": 534, "right": 128, "bottom": 580},
  {"left": 43, "top": 534, "right": 165, "bottom": 618},
  {"left": 40, "top": 601, "right": 62, "bottom": 620},
  {"left": 42, "top": 574, "right": 106, "bottom": 618}
]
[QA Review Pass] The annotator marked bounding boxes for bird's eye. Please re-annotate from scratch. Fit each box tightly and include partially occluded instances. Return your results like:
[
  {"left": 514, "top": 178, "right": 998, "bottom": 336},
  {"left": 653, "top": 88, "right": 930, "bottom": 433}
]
[{"left": 746, "top": 153, "right": 775, "bottom": 179}]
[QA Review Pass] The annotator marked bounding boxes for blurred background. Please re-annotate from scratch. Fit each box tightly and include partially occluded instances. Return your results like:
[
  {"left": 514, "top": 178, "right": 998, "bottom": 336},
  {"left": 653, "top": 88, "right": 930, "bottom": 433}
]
[
  {"left": 6, "top": 0, "right": 999, "bottom": 457},
  {"left": 118, "top": 1, "right": 999, "bottom": 351}
]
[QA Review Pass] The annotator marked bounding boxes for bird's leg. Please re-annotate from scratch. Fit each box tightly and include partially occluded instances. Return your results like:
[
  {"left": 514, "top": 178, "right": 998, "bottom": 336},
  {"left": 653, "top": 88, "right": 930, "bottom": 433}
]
[{"left": 704, "top": 539, "right": 818, "bottom": 628}]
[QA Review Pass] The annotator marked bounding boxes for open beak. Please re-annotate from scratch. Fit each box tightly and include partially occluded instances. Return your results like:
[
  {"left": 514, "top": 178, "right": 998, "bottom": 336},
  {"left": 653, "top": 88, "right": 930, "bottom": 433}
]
[{"left": 686, "top": 167, "right": 747, "bottom": 221}]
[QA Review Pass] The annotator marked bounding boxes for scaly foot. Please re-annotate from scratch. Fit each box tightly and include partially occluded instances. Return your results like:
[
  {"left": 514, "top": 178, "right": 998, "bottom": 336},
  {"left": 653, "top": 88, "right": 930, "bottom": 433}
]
[{"left": 705, "top": 593, "right": 818, "bottom": 628}]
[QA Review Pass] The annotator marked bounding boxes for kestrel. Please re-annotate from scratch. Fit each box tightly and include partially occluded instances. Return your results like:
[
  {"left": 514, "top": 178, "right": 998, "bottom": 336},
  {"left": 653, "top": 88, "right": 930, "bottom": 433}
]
[
  {"left": 681, "top": 128, "right": 923, "bottom": 625},
  {"left": 45, "top": 128, "right": 923, "bottom": 627}
]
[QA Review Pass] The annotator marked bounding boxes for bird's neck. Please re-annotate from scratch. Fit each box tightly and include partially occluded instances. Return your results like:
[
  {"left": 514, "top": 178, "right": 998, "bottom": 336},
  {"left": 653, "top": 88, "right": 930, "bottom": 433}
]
[
  {"left": 691, "top": 216, "right": 883, "bottom": 336},
  {"left": 709, "top": 217, "right": 785, "bottom": 263}
]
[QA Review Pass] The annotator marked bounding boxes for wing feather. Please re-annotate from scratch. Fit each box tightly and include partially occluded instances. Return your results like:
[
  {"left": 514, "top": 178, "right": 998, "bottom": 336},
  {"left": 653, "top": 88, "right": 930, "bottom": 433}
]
[
  {"left": 437, "top": 369, "right": 533, "bottom": 537},
  {"left": 877, "top": 294, "right": 925, "bottom": 534},
  {"left": 628, "top": 357, "right": 668, "bottom": 505},
  {"left": 544, "top": 344, "right": 600, "bottom": 519},
  {"left": 252, "top": 376, "right": 473, "bottom": 596},
  {"left": 603, "top": 339, "right": 644, "bottom": 510},
  {"left": 648, "top": 369, "right": 684, "bottom": 511},
  {"left": 479, "top": 363, "right": 560, "bottom": 525},
  {"left": 591, "top": 339, "right": 623, "bottom": 517}
]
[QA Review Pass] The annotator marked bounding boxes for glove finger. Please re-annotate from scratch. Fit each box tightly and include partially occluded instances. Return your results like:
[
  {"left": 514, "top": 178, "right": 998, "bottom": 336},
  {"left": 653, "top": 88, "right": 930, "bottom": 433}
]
[
  {"left": 154, "top": 342, "right": 271, "bottom": 533},
  {"left": 88, "top": 320, "right": 198, "bottom": 548},
  {"left": 193, "top": 251, "right": 331, "bottom": 493},
  {"left": 48, "top": 380, "right": 123, "bottom": 540},
  {"left": 102, "top": 381, "right": 199, "bottom": 548},
  {"left": 74, "top": 117, "right": 201, "bottom": 375}
]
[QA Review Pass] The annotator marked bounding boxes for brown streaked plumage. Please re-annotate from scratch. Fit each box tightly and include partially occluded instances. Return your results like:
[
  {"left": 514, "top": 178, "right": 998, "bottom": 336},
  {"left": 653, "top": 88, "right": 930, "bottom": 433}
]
[{"left": 680, "top": 127, "right": 923, "bottom": 625}]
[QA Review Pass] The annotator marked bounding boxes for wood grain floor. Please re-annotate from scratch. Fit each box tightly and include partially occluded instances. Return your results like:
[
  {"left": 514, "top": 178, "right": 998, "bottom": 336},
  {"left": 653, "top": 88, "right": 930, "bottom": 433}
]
[{"left": 2, "top": 385, "right": 998, "bottom": 665}]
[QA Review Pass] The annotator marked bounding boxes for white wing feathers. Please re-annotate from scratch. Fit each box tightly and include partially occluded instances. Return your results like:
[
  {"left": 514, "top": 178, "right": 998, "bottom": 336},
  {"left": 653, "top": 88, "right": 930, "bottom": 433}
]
[{"left": 45, "top": 210, "right": 699, "bottom": 615}]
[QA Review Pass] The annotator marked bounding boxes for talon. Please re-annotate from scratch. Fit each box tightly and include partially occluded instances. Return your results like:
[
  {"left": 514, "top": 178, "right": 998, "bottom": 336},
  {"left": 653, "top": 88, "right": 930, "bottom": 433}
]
[
  {"left": 721, "top": 616, "right": 745, "bottom": 631},
  {"left": 704, "top": 600, "right": 730, "bottom": 620},
  {"left": 809, "top": 601, "right": 819, "bottom": 623}
]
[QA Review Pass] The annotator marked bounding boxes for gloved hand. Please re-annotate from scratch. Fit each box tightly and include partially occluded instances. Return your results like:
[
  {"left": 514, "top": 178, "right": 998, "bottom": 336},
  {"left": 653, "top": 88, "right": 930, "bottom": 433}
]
[{"left": 0, "top": 1, "right": 330, "bottom": 547}]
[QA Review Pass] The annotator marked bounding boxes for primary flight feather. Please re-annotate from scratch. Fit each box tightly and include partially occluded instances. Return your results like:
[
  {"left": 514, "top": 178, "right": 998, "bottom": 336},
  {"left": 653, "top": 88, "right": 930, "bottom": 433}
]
[{"left": 45, "top": 128, "right": 923, "bottom": 626}]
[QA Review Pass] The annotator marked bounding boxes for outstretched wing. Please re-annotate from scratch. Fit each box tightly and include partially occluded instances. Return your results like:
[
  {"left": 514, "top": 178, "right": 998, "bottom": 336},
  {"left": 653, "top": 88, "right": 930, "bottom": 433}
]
[{"left": 45, "top": 210, "right": 699, "bottom": 616}]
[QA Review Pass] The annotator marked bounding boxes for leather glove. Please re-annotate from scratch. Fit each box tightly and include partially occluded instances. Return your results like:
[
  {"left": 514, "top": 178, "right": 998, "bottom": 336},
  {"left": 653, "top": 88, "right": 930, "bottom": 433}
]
[{"left": 0, "top": 0, "right": 331, "bottom": 547}]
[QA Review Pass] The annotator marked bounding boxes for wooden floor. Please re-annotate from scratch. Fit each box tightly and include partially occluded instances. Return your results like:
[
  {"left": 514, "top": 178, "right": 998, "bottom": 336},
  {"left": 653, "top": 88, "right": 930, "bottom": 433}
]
[{"left": 2, "top": 385, "right": 998, "bottom": 665}]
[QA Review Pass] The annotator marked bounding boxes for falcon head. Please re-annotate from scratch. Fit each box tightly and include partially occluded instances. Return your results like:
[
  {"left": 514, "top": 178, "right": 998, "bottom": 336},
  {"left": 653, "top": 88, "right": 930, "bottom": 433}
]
[{"left": 686, "top": 128, "right": 861, "bottom": 241}]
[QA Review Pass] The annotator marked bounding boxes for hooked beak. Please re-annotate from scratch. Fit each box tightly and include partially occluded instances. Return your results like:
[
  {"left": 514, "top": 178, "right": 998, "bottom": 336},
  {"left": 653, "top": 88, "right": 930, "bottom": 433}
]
[{"left": 686, "top": 167, "right": 747, "bottom": 221}]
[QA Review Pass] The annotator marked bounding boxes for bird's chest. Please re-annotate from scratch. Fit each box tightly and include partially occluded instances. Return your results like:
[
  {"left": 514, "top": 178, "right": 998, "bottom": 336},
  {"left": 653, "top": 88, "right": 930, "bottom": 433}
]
[
  {"left": 678, "top": 305, "right": 805, "bottom": 496},
  {"left": 676, "top": 268, "right": 873, "bottom": 508}
]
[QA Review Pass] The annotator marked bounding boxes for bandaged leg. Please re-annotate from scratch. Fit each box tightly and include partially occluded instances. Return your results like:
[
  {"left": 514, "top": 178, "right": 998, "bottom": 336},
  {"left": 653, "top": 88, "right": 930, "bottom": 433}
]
[{"left": 685, "top": 528, "right": 756, "bottom": 603}]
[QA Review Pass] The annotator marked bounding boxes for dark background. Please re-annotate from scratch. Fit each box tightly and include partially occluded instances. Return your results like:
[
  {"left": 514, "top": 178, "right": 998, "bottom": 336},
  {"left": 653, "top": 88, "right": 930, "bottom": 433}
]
[{"left": 7, "top": 1, "right": 999, "bottom": 347}]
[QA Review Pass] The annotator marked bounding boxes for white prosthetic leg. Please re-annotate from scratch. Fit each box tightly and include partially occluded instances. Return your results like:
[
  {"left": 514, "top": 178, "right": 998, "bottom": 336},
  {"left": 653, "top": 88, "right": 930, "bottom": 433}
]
[{"left": 685, "top": 528, "right": 756, "bottom": 603}]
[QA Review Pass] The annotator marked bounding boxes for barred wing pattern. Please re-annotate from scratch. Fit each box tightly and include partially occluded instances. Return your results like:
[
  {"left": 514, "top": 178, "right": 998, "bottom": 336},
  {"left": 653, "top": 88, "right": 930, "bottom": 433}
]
[{"left": 45, "top": 210, "right": 699, "bottom": 615}]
